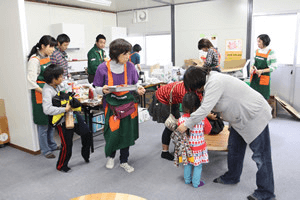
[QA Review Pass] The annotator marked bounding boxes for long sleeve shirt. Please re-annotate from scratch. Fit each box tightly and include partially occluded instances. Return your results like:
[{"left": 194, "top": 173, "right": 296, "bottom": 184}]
[
  {"left": 203, "top": 48, "right": 220, "bottom": 68},
  {"left": 155, "top": 81, "right": 203, "bottom": 105},
  {"left": 50, "top": 48, "right": 69, "bottom": 76},
  {"left": 184, "top": 71, "right": 272, "bottom": 143},
  {"left": 27, "top": 52, "right": 51, "bottom": 90},
  {"left": 42, "top": 83, "right": 67, "bottom": 116}
]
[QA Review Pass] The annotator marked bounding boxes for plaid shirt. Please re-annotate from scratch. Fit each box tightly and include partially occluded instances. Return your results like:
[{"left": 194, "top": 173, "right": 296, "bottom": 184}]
[
  {"left": 50, "top": 47, "right": 68, "bottom": 76},
  {"left": 156, "top": 81, "right": 203, "bottom": 105}
]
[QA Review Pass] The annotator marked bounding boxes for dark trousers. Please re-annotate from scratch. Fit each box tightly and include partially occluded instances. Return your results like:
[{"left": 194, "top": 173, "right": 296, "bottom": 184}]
[
  {"left": 88, "top": 74, "right": 95, "bottom": 84},
  {"left": 56, "top": 114, "right": 91, "bottom": 171},
  {"left": 110, "top": 146, "right": 130, "bottom": 164},
  {"left": 162, "top": 127, "right": 172, "bottom": 145},
  {"left": 220, "top": 126, "right": 275, "bottom": 200}
]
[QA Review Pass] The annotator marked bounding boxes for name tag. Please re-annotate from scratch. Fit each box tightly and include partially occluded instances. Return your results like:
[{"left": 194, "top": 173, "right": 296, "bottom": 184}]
[{"left": 91, "top": 58, "right": 96, "bottom": 61}]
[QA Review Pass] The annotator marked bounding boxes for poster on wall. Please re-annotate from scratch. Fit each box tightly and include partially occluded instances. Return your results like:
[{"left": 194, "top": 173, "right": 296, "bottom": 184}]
[{"left": 225, "top": 39, "right": 242, "bottom": 61}]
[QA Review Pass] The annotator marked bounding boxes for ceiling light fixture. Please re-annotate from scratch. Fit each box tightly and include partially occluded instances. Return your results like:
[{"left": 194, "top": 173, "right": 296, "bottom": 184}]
[{"left": 77, "top": 0, "right": 112, "bottom": 7}]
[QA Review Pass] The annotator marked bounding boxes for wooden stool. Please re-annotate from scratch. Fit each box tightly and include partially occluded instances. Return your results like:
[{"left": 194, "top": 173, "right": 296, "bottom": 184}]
[
  {"left": 268, "top": 95, "right": 277, "bottom": 118},
  {"left": 204, "top": 125, "right": 230, "bottom": 151}
]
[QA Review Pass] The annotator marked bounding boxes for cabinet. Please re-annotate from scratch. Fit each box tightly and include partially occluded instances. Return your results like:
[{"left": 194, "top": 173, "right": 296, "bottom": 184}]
[
  {"left": 51, "top": 23, "right": 85, "bottom": 49},
  {"left": 104, "top": 27, "right": 127, "bottom": 44}
]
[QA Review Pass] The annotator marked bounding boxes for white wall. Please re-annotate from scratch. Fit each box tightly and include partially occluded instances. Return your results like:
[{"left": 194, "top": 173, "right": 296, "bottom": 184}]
[
  {"left": 25, "top": 2, "right": 117, "bottom": 59},
  {"left": 175, "top": 0, "right": 248, "bottom": 66},
  {"left": 117, "top": 6, "right": 171, "bottom": 36},
  {"left": 0, "top": 0, "right": 38, "bottom": 151},
  {"left": 253, "top": 0, "right": 300, "bottom": 14}
]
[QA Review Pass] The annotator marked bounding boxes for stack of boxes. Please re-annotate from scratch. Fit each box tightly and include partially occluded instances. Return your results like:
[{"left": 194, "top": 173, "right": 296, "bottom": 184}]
[
  {"left": 0, "top": 99, "right": 10, "bottom": 146},
  {"left": 92, "top": 112, "right": 105, "bottom": 133}
]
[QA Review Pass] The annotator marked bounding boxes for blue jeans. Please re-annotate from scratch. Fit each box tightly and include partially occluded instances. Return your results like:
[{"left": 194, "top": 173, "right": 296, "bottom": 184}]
[
  {"left": 37, "top": 124, "right": 57, "bottom": 155},
  {"left": 184, "top": 163, "right": 203, "bottom": 188},
  {"left": 220, "top": 125, "right": 275, "bottom": 200}
]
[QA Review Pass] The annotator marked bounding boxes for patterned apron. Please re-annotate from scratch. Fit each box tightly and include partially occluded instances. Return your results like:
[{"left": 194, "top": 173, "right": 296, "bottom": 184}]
[
  {"left": 250, "top": 49, "right": 271, "bottom": 100},
  {"left": 104, "top": 61, "right": 139, "bottom": 157},
  {"left": 30, "top": 56, "right": 51, "bottom": 125}
]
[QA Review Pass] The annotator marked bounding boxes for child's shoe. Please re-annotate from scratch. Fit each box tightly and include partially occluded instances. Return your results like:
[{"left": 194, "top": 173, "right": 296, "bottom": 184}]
[
  {"left": 120, "top": 163, "right": 134, "bottom": 173},
  {"left": 197, "top": 181, "right": 205, "bottom": 187},
  {"left": 106, "top": 157, "right": 114, "bottom": 169}
]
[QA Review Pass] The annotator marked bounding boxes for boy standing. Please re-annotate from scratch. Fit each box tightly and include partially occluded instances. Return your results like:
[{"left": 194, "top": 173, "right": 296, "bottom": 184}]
[
  {"left": 42, "top": 64, "right": 91, "bottom": 172},
  {"left": 50, "top": 34, "right": 70, "bottom": 78},
  {"left": 87, "top": 34, "right": 107, "bottom": 83}
]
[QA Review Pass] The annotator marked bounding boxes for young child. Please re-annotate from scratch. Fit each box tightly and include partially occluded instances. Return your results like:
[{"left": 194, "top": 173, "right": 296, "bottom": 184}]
[
  {"left": 50, "top": 34, "right": 70, "bottom": 78},
  {"left": 178, "top": 92, "right": 212, "bottom": 188},
  {"left": 42, "top": 64, "right": 91, "bottom": 172}
]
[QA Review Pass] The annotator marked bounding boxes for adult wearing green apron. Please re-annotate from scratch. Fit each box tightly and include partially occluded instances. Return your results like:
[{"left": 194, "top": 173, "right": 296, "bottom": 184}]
[
  {"left": 93, "top": 39, "right": 145, "bottom": 173},
  {"left": 27, "top": 35, "right": 58, "bottom": 158},
  {"left": 250, "top": 34, "right": 277, "bottom": 100}
]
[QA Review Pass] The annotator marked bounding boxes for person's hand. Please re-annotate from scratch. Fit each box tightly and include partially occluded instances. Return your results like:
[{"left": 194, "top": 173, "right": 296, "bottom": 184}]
[
  {"left": 177, "top": 123, "right": 188, "bottom": 134},
  {"left": 250, "top": 66, "right": 256, "bottom": 75},
  {"left": 102, "top": 85, "right": 110, "bottom": 94},
  {"left": 208, "top": 112, "right": 218, "bottom": 120},
  {"left": 36, "top": 87, "right": 43, "bottom": 94},
  {"left": 137, "top": 86, "right": 145, "bottom": 95},
  {"left": 65, "top": 103, "right": 72, "bottom": 112},
  {"left": 256, "top": 69, "right": 263, "bottom": 77}
]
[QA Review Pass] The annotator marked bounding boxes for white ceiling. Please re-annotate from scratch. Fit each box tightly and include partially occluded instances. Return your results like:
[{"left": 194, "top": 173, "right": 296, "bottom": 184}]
[{"left": 27, "top": 0, "right": 208, "bottom": 12}]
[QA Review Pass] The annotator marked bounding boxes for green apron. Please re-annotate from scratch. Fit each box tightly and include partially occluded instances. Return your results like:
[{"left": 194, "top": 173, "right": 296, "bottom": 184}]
[
  {"left": 104, "top": 93, "right": 139, "bottom": 157},
  {"left": 30, "top": 56, "right": 51, "bottom": 125},
  {"left": 250, "top": 49, "right": 271, "bottom": 100}
]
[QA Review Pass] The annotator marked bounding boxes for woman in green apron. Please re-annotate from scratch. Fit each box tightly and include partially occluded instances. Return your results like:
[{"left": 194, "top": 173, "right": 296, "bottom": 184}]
[
  {"left": 93, "top": 39, "right": 145, "bottom": 173},
  {"left": 27, "top": 35, "right": 58, "bottom": 158},
  {"left": 250, "top": 34, "right": 277, "bottom": 100}
]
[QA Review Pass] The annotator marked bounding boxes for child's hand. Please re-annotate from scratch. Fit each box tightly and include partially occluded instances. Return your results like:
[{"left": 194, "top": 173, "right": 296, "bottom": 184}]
[
  {"left": 137, "top": 86, "right": 145, "bottom": 95},
  {"left": 65, "top": 103, "right": 72, "bottom": 112}
]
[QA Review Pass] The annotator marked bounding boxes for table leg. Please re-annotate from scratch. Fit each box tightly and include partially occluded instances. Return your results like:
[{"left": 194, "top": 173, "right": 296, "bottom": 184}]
[{"left": 88, "top": 110, "right": 94, "bottom": 153}]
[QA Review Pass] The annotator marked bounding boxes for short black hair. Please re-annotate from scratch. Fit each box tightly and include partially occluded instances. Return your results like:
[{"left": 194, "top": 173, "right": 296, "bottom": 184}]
[
  {"left": 109, "top": 38, "right": 132, "bottom": 63},
  {"left": 182, "top": 92, "right": 201, "bottom": 114},
  {"left": 257, "top": 34, "right": 271, "bottom": 47},
  {"left": 133, "top": 44, "right": 142, "bottom": 52},
  {"left": 44, "top": 64, "right": 64, "bottom": 84},
  {"left": 198, "top": 38, "right": 214, "bottom": 50},
  {"left": 96, "top": 34, "right": 106, "bottom": 42},
  {"left": 57, "top": 34, "right": 70, "bottom": 44},
  {"left": 183, "top": 66, "right": 211, "bottom": 92}
]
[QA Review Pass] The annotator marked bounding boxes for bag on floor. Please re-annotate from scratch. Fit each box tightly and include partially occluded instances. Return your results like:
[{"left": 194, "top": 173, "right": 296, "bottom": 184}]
[{"left": 208, "top": 112, "right": 224, "bottom": 135}]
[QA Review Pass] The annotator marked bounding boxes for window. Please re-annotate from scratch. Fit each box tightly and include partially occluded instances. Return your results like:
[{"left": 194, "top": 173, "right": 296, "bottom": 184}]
[
  {"left": 253, "top": 14, "right": 297, "bottom": 65},
  {"left": 145, "top": 34, "right": 171, "bottom": 66},
  {"left": 125, "top": 36, "right": 145, "bottom": 64}
]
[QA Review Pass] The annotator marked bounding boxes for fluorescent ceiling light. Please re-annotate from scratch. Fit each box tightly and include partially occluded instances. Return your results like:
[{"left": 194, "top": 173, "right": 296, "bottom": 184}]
[{"left": 77, "top": 0, "right": 112, "bottom": 7}]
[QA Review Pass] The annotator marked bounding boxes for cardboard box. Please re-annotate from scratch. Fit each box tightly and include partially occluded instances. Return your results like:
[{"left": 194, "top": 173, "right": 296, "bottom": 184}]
[
  {"left": 0, "top": 99, "right": 6, "bottom": 117},
  {"left": 222, "top": 59, "right": 247, "bottom": 72},
  {"left": 184, "top": 59, "right": 203, "bottom": 68},
  {"left": 0, "top": 116, "right": 10, "bottom": 144}
]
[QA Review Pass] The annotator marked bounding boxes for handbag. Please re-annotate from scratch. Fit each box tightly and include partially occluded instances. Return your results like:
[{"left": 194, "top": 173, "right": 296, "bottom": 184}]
[
  {"left": 110, "top": 101, "right": 136, "bottom": 119},
  {"left": 164, "top": 82, "right": 182, "bottom": 131},
  {"left": 207, "top": 112, "right": 224, "bottom": 135}
]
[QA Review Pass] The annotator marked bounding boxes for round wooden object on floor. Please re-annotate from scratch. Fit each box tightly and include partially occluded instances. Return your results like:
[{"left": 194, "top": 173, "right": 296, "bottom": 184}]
[{"left": 71, "top": 193, "right": 147, "bottom": 200}]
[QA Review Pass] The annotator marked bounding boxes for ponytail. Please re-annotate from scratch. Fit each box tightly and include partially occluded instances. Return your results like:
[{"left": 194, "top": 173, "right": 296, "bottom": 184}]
[{"left": 27, "top": 35, "right": 57, "bottom": 61}]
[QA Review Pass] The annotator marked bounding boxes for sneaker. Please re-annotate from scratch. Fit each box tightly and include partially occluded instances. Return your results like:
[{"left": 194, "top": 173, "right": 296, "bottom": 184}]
[
  {"left": 106, "top": 157, "right": 114, "bottom": 169},
  {"left": 45, "top": 153, "right": 55, "bottom": 159},
  {"left": 198, "top": 181, "right": 205, "bottom": 187},
  {"left": 120, "top": 163, "right": 134, "bottom": 173},
  {"left": 161, "top": 151, "right": 174, "bottom": 161}
]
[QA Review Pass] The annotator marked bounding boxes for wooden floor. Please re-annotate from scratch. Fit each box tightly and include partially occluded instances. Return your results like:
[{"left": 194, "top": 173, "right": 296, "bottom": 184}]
[
  {"left": 204, "top": 125, "right": 229, "bottom": 151},
  {"left": 71, "top": 193, "right": 146, "bottom": 200}
]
